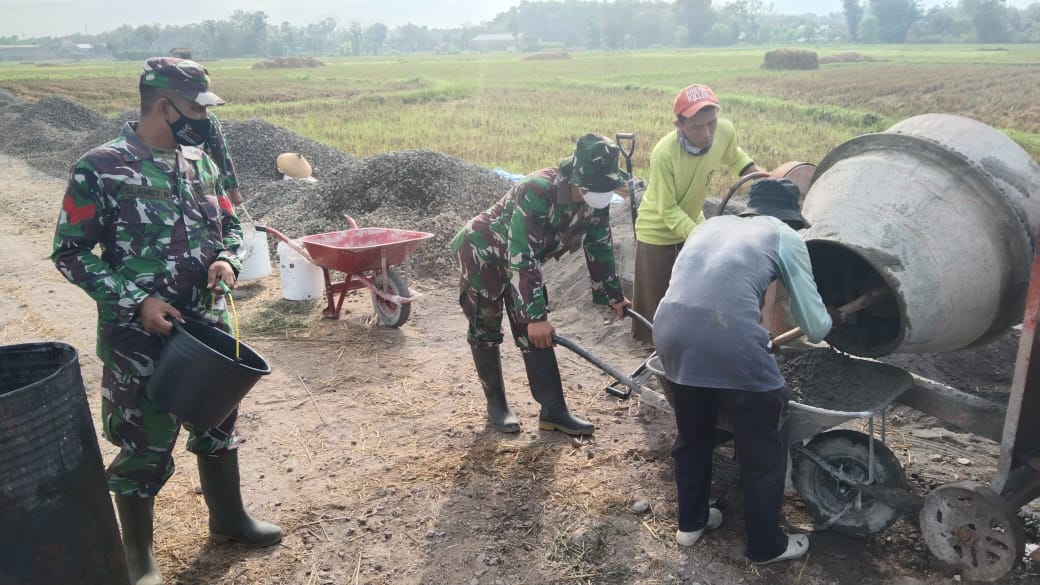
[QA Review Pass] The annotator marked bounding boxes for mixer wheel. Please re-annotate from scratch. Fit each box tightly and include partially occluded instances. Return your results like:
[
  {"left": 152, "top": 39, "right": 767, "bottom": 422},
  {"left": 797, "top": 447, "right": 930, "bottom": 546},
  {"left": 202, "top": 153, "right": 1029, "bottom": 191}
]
[{"left": 919, "top": 481, "right": 1024, "bottom": 582}]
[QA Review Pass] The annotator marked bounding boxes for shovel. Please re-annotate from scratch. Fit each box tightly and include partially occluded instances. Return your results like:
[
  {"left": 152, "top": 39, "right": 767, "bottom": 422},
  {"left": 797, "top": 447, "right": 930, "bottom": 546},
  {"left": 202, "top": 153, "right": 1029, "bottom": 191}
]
[
  {"left": 552, "top": 333, "right": 673, "bottom": 413},
  {"left": 770, "top": 287, "right": 890, "bottom": 347},
  {"left": 615, "top": 132, "right": 637, "bottom": 229},
  {"left": 604, "top": 307, "right": 657, "bottom": 400}
]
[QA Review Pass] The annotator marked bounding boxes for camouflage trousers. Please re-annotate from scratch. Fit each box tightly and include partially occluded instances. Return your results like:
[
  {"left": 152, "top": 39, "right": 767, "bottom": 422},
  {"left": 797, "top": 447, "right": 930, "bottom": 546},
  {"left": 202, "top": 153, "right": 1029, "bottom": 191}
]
[
  {"left": 101, "top": 367, "right": 241, "bottom": 497},
  {"left": 459, "top": 283, "right": 552, "bottom": 351}
]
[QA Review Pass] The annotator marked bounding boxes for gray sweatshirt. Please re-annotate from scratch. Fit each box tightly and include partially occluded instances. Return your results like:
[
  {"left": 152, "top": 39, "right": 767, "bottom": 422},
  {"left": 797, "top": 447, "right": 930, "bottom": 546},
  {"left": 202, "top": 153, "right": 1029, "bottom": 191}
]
[{"left": 653, "top": 215, "right": 832, "bottom": 391}]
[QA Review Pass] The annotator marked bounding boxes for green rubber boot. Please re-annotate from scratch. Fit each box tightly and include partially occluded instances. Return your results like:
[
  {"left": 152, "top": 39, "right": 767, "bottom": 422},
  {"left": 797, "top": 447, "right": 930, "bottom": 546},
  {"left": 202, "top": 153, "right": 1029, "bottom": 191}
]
[
  {"left": 197, "top": 450, "right": 283, "bottom": 546},
  {"left": 471, "top": 345, "right": 521, "bottom": 433},
  {"left": 522, "top": 347, "right": 594, "bottom": 436},
  {"left": 113, "top": 494, "right": 163, "bottom": 585}
]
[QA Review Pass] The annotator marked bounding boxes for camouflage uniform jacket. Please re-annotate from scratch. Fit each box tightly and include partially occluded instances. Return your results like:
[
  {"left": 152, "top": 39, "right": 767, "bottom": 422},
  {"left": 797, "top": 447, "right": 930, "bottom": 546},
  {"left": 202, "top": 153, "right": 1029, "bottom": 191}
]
[
  {"left": 206, "top": 112, "right": 238, "bottom": 193},
  {"left": 52, "top": 122, "right": 243, "bottom": 401},
  {"left": 454, "top": 168, "right": 623, "bottom": 323}
]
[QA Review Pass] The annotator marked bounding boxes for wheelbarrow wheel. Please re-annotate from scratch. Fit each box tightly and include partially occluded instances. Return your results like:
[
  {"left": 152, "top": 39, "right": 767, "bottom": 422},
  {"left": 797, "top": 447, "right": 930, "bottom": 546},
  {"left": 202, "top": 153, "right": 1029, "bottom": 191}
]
[
  {"left": 792, "top": 429, "right": 905, "bottom": 535},
  {"left": 370, "top": 270, "right": 410, "bottom": 328}
]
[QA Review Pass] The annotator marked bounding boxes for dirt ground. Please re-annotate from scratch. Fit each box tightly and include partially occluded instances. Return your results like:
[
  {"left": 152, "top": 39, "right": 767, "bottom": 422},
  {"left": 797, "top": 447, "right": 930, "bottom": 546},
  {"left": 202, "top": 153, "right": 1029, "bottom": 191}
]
[{"left": 3, "top": 153, "right": 1040, "bottom": 585}]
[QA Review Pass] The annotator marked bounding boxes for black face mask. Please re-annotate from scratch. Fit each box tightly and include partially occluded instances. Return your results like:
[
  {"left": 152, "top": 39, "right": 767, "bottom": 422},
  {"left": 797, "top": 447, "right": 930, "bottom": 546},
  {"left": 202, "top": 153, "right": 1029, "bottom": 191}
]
[{"left": 165, "top": 99, "right": 211, "bottom": 147}]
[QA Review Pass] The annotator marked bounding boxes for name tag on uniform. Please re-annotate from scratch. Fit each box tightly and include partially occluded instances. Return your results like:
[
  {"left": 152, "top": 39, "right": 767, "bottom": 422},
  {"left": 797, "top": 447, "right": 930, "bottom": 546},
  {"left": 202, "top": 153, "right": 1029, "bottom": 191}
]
[{"left": 118, "top": 185, "right": 173, "bottom": 202}]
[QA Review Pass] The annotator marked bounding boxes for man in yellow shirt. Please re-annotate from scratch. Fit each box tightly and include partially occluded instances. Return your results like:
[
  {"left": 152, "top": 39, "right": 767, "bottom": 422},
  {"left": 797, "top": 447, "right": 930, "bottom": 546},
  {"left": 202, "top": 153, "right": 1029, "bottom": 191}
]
[{"left": 631, "top": 84, "right": 762, "bottom": 343}]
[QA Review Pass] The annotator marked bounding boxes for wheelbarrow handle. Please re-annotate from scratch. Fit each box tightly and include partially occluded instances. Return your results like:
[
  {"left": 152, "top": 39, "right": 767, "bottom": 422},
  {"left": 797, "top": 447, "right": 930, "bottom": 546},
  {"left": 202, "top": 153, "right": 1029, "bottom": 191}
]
[
  {"left": 254, "top": 225, "right": 313, "bottom": 262},
  {"left": 716, "top": 171, "right": 771, "bottom": 217},
  {"left": 623, "top": 306, "right": 654, "bottom": 333}
]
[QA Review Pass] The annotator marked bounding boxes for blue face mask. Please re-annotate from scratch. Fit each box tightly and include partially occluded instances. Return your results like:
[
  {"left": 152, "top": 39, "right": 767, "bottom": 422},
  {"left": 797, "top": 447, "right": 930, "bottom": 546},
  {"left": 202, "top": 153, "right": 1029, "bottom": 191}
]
[
  {"left": 677, "top": 128, "right": 709, "bottom": 156},
  {"left": 165, "top": 100, "right": 211, "bottom": 147}
]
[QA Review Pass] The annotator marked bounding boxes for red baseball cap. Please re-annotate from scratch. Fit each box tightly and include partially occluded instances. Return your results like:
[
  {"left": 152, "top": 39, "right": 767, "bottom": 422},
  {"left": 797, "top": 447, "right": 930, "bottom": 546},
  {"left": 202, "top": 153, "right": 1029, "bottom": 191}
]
[{"left": 673, "top": 84, "right": 719, "bottom": 118}]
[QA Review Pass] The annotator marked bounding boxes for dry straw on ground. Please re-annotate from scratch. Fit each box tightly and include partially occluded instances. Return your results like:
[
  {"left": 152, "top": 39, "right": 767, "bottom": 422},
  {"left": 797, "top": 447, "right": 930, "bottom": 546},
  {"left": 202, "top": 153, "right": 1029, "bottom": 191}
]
[
  {"left": 251, "top": 56, "right": 326, "bottom": 69},
  {"left": 524, "top": 50, "right": 572, "bottom": 61}
]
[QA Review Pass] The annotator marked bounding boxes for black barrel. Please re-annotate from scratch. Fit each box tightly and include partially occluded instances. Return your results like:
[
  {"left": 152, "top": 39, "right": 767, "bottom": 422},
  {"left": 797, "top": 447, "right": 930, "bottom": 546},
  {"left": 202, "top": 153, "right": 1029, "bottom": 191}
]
[{"left": 0, "top": 343, "right": 130, "bottom": 585}]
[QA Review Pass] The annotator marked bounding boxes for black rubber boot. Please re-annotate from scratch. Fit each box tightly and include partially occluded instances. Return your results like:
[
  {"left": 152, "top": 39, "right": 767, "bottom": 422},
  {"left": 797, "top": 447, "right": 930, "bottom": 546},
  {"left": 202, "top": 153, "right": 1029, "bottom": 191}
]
[
  {"left": 522, "top": 347, "right": 594, "bottom": 436},
  {"left": 114, "top": 494, "right": 163, "bottom": 585},
  {"left": 471, "top": 345, "right": 521, "bottom": 433},
  {"left": 197, "top": 450, "right": 283, "bottom": 546}
]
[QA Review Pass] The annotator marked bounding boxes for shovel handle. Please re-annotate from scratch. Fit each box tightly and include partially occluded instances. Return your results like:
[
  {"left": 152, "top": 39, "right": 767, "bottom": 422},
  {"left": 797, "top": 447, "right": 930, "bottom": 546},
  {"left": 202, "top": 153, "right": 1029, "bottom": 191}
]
[
  {"left": 615, "top": 132, "right": 636, "bottom": 161},
  {"left": 771, "top": 287, "right": 890, "bottom": 347},
  {"left": 551, "top": 334, "right": 641, "bottom": 394}
]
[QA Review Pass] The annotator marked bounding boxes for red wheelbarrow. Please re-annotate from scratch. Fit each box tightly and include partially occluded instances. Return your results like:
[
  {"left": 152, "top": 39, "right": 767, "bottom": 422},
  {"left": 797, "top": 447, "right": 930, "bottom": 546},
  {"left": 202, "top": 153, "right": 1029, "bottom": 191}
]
[{"left": 257, "top": 220, "right": 433, "bottom": 327}]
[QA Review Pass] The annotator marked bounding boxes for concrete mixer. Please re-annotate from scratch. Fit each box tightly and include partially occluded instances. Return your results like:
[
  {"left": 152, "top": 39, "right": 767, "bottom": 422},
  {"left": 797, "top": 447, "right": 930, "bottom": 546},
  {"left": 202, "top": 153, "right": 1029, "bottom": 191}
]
[{"left": 790, "top": 114, "right": 1040, "bottom": 582}]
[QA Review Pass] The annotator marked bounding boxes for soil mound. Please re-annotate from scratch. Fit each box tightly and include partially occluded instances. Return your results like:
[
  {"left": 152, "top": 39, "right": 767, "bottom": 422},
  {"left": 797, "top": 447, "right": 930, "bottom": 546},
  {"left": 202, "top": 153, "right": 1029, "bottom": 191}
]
[
  {"left": 251, "top": 56, "right": 325, "bottom": 69},
  {"left": 524, "top": 50, "right": 571, "bottom": 61},
  {"left": 820, "top": 52, "right": 882, "bottom": 65},
  {"left": 880, "top": 327, "right": 1020, "bottom": 399}
]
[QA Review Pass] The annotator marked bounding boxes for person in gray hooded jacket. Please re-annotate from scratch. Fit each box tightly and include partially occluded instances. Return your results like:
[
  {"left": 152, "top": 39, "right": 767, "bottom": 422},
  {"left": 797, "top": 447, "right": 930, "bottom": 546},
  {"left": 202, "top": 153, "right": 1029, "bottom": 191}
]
[{"left": 653, "top": 178, "right": 841, "bottom": 565}]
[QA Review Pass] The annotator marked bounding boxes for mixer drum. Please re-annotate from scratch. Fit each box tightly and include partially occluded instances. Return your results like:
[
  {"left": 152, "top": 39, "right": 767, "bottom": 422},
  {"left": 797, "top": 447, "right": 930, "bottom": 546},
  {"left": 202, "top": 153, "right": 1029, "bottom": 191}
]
[{"left": 801, "top": 114, "right": 1040, "bottom": 357}]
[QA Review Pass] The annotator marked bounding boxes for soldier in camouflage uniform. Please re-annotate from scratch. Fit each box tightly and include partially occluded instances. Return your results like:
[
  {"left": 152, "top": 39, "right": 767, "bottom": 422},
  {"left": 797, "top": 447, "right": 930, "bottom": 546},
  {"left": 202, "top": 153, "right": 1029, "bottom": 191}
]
[
  {"left": 205, "top": 112, "right": 244, "bottom": 206},
  {"left": 52, "top": 57, "right": 280, "bottom": 585},
  {"left": 452, "top": 133, "right": 632, "bottom": 436}
]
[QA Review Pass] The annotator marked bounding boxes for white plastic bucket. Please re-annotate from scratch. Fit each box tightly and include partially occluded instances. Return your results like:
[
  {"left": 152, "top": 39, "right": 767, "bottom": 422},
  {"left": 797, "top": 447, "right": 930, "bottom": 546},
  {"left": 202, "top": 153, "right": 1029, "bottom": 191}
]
[
  {"left": 238, "top": 230, "right": 272, "bottom": 282},
  {"left": 276, "top": 240, "right": 325, "bottom": 301}
]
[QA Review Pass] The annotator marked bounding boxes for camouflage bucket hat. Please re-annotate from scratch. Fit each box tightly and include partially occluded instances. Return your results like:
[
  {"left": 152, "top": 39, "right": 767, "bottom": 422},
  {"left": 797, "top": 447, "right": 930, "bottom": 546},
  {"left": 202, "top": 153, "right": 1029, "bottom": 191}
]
[
  {"left": 558, "top": 133, "right": 630, "bottom": 192},
  {"left": 140, "top": 57, "right": 225, "bottom": 106}
]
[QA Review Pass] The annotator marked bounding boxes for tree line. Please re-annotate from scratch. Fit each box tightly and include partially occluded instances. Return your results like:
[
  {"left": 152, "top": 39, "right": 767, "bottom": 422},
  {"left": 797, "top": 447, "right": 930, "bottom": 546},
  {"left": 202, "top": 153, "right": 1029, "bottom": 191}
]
[{"left": 2, "top": 0, "right": 1037, "bottom": 59}]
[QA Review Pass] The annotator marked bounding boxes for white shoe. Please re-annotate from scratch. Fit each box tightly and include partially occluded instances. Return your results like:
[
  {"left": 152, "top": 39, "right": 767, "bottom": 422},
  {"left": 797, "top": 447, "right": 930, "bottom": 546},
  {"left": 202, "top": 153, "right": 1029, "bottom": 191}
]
[
  {"left": 754, "top": 533, "right": 810, "bottom": 564},
  {"left": 675, "top": 507, "right": 723, "bottom": 547}
]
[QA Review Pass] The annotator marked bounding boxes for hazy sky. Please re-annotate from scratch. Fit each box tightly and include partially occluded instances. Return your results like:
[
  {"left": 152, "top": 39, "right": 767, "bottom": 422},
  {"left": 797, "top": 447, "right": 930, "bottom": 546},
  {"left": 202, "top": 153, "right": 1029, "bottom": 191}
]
[
  {"left": 0, "top": 0, "right": 1034, "bottom": 38},
  {"left": 0, "top": 0, "right": 517, "bottom": 38}
]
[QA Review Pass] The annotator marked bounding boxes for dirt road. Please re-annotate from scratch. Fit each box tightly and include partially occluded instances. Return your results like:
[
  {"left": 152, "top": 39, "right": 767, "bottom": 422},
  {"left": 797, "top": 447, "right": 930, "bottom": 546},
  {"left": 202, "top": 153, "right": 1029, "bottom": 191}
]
[{"left": 2, "top": 153, "right": 1036, "bottom": 585}]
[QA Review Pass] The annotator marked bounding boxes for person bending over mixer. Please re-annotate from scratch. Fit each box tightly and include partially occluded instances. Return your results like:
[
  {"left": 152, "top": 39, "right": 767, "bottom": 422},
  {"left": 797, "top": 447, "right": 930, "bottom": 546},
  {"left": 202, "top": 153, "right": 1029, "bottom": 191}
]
[{"left": 653, "top": 178, "right": 843, "bottom": 564}]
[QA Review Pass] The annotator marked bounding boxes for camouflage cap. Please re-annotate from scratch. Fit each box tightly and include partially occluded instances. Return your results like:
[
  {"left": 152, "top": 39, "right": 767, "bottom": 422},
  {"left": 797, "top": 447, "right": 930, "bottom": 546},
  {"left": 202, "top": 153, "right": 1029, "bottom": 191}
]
[
  {"left": 140, "top": 57, "right": 225, "bottom": 106},
  {"left": 558, "top": 133, "right": 630, "bottom": 192}
]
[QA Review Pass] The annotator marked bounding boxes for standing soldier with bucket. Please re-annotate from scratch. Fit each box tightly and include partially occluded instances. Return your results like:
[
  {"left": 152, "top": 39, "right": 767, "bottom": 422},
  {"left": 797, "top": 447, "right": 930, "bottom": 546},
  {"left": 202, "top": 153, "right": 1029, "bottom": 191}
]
[
  {"left": 452, "top": 133, "right": 632, "bottom": 436},
  {"left": 52, "top": 57, "right": 281, "bottom": 585}
]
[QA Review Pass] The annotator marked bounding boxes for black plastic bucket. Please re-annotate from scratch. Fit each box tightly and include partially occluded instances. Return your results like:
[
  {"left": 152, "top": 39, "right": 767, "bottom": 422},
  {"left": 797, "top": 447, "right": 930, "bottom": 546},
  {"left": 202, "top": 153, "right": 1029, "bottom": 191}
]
[
  {"left": 0, "top": 342, "right": 130, "bottom": 585},
  {"left": 147, "top": 317, "right": 271, "bottom": 428}
]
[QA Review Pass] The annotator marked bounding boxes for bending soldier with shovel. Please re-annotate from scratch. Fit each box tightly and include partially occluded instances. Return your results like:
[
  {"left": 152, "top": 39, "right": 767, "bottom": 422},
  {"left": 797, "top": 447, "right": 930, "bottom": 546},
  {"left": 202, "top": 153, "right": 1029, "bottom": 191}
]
[{"left": 452, "top": 134, "right": 632, "bottom": 436}]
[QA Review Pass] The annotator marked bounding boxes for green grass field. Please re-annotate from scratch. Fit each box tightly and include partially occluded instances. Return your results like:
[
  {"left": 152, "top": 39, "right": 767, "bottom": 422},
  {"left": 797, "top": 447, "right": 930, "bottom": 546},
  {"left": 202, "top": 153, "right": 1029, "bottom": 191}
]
[{"left": 2, "top": 45, "right": 1038, "bottom": 178}]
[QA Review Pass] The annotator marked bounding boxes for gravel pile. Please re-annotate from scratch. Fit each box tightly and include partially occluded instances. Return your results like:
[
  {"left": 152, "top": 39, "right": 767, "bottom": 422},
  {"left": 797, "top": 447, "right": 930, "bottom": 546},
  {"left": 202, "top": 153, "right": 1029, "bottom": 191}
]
[
  {"left": 0, "top": 88, "right": 19, "bottom": 107},
  {"left": 243, "top": 149, "right": 511, "bottom": 278},
  {"left": 220, "top": 118, "right": 356, "bottom": 186},
  {"left": 0, "top": 95, "right": 115, "bottom": 176},
  {"left": 0, "top": 93, "right": 514, "bottom": 277}
]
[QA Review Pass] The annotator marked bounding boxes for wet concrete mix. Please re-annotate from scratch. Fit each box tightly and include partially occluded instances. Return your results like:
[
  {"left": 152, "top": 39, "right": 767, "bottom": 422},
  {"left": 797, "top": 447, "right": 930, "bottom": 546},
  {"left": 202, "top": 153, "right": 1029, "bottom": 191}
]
[{"left": 779, "top": 348, "right": 911, "bottom": 412}]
